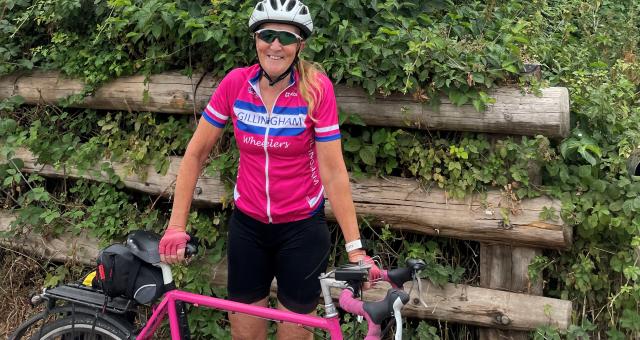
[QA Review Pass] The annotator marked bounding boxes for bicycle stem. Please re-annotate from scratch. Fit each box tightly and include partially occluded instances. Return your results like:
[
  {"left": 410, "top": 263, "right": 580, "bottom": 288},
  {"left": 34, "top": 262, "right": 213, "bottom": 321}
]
[{"left": 319, "top": 272, "right": 347, "bottom": 318}]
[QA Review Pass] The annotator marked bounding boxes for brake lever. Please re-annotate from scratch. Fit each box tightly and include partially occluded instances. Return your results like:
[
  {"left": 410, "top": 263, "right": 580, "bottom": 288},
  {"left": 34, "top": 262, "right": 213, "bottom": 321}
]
[{"left": 394, "top": 300, "right": 403, "bottom": 340}]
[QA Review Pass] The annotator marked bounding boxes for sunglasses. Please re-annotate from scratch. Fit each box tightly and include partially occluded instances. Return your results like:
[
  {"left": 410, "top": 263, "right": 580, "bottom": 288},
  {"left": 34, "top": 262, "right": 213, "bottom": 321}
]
[{"left": 255, "top": 29, "right": 303, "bottom": 46}]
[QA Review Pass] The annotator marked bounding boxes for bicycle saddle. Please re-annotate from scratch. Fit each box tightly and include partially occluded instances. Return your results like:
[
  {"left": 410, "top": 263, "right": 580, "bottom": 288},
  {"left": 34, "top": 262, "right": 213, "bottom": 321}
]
[{"left": 126, "top": 230, "right": 162, "bottom": 264}]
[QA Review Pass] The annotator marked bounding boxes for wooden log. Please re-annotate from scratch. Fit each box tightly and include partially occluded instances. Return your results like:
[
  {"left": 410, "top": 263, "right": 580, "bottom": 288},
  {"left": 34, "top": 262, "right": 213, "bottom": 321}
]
[
  {"left": 0, "top": 212, "right": 99, "bottom": 265},
  {"left": 2, "top": 148, "right": 571, "bottom": 249},
  {"left": 0, "top": 211, "right": 571, "bottom": 331},
  {"left": 0, "top": 71, "right": 570, "bottom": 138},
  {"left": 479, "top": 163, "right": 544, "bottom": 340},
  {"left": 210, "top": 260, "right": 571, "bottom": 331},
  {"left": 479, "top": 246, "right": 543, "bottom": 339}
]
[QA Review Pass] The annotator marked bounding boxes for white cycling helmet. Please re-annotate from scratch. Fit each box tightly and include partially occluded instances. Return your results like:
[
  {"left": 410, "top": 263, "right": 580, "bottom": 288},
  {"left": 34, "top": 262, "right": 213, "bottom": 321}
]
[{"left": 249, "top": 0, "right": 314, "bottom": 38}]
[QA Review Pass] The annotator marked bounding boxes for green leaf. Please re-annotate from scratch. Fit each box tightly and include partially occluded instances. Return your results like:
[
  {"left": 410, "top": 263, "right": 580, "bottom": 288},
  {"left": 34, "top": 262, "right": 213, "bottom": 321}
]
[
  {"left": 578, "top": 165, "right": 592, "bottom": 179},
  {"left": 592, "top": 180, "right": 606, "bottom": 193},
  {"left": 40, "top": 210, "right": 61, "bottom": 224},
  {"left": 151, "top": 24, "right": 162, "bottom": 39},
  {"left": 448, "top": 90, "right": 468, "bottom": 106},
  {"left": 372, "top": 129, "right": 386, "bottom": 146},
  {"left": 609, "top": 200, "right": 624, "bottom": 212},
  {"left": 359, "top": 146, "right": 377, "bottom": 166},
  {"left": 29, "top": 187, "right": 50, "bottom": 202},
  {"left": 345, "top": 113, "right": 366, "bottom": 126},
  {"left": 350, "top": 67, "right": 363, "bottom": 78},
  {"left": 502, "top": 63, "right": 518, "bottom": 73},
  {"left": 161, "top": 12, "right": 174, "bottom": 29},
  {"left": 578, "top": 147, "right": 597, "bottom": 165},
  {"left": 472, "top": 98, "right": 483, "bottom": 112},
  {"left": 620, "top": 309, "right": 640, "bottom": 331},
  {"left": 623, "top": 266, "right": 640, "bottom": 281},
  {"left": 343, "top": 137, "right": 361, "bottom": 152},
  {"left": 19, "top": 59, "right": 34, "bottom": 70}
]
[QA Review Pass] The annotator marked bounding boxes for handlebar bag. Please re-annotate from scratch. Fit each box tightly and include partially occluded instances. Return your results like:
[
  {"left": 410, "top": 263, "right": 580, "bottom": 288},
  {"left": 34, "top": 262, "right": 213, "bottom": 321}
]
[{"left": 93, "top": 243, "right": 166, "bottom": 304}]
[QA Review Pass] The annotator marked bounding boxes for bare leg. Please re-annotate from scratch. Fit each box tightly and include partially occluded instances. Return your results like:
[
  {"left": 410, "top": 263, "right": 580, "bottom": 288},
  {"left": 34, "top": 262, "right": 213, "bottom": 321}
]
[
  {"left": 276, "top": 301, "right": 314, "bottom": 340},
  {"left": 229, "top": 297, "right": 269, "bottom": 340}
]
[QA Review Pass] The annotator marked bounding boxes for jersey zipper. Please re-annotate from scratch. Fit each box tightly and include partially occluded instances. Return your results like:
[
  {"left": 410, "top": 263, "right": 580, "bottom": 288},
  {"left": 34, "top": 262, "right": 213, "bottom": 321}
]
[{"left": 253, "top": 80, "right": 295, "bottom": 223}]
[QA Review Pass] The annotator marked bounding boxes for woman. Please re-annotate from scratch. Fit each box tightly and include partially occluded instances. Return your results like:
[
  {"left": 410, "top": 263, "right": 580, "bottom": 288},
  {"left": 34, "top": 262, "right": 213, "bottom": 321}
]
[{"left": 159, "top": 1, "right": 376, "bottom": 339}]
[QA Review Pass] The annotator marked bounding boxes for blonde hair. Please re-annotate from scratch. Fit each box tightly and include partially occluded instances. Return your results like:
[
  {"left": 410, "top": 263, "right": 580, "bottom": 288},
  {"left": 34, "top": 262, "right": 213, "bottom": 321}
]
[{"left": 296, "top": 59, "right": 325, "bottom": 120}]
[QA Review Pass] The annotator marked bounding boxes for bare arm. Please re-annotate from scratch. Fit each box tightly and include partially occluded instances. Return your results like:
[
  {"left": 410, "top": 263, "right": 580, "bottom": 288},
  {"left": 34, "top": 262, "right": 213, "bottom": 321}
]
[
  {"left": 316, "top": 139, "right": 366, "bottom": 262},
  {"left": 167, "top": 116, "right": 224, "bottom": 231}
]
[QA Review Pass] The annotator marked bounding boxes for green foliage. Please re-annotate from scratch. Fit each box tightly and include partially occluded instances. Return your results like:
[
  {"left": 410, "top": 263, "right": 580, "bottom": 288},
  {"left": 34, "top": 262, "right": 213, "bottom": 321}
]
[
  {"left": 343, "top": 127, "right": 548, "bottom": 199},
  {"left": 168, "top": 211, "right": 229, "bottom": 339},
  {"left": 1, "top": 0, "right": 532, "bottom": 102},
  {"left": 339, "top": 313, "right": 369, "bottom": 339},
  {"left": 404, "top": 240, "right": 465, "bottom": 286},
  {"left": 2, "top": 0, "right": 640, "bottom": 338},
  {"left": 412, "top": 321, "right": 441, "bottom": 340}
]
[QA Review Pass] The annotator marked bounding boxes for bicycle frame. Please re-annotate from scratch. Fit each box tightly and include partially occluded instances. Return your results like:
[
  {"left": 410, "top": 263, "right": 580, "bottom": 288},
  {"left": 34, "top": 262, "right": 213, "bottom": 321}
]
[{"left": 136, "top": 289, "right": 344, "bottom": 340}]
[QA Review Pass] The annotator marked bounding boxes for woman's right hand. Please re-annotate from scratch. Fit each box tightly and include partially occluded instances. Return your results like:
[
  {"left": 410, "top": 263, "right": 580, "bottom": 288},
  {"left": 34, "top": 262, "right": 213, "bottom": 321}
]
[{"left": 159, "top": 227, "right": 191, "bottom": 264}]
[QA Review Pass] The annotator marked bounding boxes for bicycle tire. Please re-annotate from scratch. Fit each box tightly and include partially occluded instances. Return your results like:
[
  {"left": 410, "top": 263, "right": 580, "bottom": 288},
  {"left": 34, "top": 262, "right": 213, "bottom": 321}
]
[{"left": 30, "top": 314, "right": 130, "bottom": 340}]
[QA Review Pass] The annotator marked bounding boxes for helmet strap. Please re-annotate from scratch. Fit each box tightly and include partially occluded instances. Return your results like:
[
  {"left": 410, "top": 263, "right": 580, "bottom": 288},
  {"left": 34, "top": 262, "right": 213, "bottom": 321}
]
[{"left": 259, "top": 43, "right": 302, "bottom": 87}]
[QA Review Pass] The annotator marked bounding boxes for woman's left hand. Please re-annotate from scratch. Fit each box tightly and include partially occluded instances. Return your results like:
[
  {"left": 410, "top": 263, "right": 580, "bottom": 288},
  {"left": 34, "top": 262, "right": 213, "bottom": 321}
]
[{"left": 348, "top": 249, "right": 382, "bottom": 288}]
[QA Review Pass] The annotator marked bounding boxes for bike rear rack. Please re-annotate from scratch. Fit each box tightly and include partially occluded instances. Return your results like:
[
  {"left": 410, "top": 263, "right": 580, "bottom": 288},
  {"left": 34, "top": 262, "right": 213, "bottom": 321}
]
[{"left": 44, "top": 283, "right": 136, "bottom": 314}]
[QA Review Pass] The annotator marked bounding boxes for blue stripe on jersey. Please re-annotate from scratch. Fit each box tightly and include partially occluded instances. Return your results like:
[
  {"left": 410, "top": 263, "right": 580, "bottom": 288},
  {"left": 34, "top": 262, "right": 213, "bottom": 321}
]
[
  {"left": 234, "top": 100, "right": 267, "bottom": 113},
  {"left": 250, "top": 70, "right": 261, "bottom": 84},
  {"left": 237, "top": 120, "right": 305, "bottom": 136},
  {"left": 315, "top": 134, "right": 341, "bottom": 142},
  {"left": 235, "top": 100, "right": 308, "bottom": 116},
  {"left": 202, "top": 111, "right": 226, "bottom": 128},
  {"left": 273, "top": 105, "right": 308, "bottom": 115}
]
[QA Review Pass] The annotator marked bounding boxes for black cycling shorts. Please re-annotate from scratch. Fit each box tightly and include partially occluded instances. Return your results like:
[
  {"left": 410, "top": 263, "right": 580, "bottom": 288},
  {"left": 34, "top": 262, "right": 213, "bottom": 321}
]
[{"left": 226, "top": 207, "right": 331, "bottom": 314}]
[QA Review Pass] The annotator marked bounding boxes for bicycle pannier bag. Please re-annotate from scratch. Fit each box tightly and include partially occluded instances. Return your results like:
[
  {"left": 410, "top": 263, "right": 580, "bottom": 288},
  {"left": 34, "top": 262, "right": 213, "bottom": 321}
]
[{"left": 93, "top": 244, "right": 165, "bottom": 304}]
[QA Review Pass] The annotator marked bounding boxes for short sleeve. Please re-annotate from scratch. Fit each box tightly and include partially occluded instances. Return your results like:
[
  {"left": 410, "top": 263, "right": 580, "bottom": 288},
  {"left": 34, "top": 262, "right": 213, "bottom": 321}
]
[
  {"left": 313, "top": 76, "right": 341, "bottom": 142},
  {"left": 202, "top": 69, "right": 241, "bottom": 128}
]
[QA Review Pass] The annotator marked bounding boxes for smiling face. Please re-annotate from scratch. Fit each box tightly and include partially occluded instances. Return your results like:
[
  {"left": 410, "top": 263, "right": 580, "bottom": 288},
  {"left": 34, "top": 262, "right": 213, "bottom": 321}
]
[{"left": 255, "top": 23, "right": 305, "bottom": 80}]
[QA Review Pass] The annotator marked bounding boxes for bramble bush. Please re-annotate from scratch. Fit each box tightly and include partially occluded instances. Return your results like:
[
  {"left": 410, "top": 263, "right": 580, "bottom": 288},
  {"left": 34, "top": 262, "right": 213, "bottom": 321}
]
[{"left": 2, "top": 0, "right": 640, "bottom": 338}]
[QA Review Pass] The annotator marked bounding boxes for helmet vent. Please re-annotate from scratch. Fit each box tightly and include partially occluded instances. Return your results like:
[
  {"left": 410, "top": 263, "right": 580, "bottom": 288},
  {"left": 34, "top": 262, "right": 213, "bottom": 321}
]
[
  {"left": 249, "top": 0, "right": 313, "bottom": 37},
  {"left": 286, "top": 0, "right": 296, "bottom": 11}
]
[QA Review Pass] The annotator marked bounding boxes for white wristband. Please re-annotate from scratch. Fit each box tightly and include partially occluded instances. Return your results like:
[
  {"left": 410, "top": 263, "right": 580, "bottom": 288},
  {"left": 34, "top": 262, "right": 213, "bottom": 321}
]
[{"left": 345, "top": 239, "right": 363, "bottom": 252}]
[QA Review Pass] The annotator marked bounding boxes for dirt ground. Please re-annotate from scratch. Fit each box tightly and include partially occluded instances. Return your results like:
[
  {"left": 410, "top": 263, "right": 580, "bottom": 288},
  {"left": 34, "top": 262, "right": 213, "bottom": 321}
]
[{"left": 0, "top": 248, "right": 47, "bottom": 338}]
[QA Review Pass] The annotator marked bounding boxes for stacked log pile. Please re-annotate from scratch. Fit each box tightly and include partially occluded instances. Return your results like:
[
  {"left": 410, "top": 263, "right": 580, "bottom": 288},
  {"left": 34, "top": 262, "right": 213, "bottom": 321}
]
[{"left": 0, "top": 71, "right": 572, "bottom": 335}]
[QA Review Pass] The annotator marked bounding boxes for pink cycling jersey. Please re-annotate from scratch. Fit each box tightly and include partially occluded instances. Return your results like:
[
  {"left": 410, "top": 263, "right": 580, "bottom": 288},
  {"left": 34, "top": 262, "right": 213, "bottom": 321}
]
[{"left": 202, "top": 64, "right": 340, "bottom": 224}]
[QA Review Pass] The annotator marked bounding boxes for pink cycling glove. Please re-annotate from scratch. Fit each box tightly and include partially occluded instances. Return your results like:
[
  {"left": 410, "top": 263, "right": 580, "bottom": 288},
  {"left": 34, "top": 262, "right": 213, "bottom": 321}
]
[
  {"left": 350, "top": 253, "right": 382, "bottom": 283},
  {"left": 158, "top": 228, "right": 190, "bottom": 258},
  {"left": 362, "top": 255, "right": 382, "bottom": 282}
]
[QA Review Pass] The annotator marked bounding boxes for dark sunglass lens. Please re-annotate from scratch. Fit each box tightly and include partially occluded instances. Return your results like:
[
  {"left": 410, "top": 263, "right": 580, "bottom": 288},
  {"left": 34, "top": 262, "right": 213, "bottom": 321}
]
[
  {"left": 257, "top": 30, "right": 299, "bottom": 45},
  {"left": 278, "top": 31, "right": 298, "bottom": 45},
  {"left": 258, "top": 30, "right": 277, "bottom": 43}
]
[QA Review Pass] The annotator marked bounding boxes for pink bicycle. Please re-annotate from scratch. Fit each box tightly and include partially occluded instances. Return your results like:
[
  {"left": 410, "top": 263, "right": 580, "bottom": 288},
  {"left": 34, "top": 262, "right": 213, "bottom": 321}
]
[{"left": 11, "top": 230, "right": 426, "bottom": 340}]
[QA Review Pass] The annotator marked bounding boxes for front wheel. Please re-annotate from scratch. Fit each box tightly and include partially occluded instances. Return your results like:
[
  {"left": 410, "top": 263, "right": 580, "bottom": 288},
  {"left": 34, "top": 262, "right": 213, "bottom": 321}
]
[{"left": 30, "top": 314, "right": 130, "bottom": 340}]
